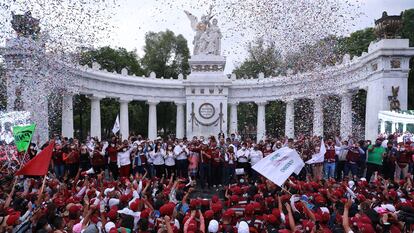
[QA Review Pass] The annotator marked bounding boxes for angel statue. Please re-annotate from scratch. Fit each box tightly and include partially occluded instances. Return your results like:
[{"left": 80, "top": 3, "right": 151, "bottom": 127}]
[{"left": 184, "top": 6, "right": 215, "bottom": 55}]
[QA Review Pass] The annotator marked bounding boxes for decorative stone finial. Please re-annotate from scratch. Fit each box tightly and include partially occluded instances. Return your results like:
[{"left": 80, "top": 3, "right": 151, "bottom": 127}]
[
  {"left": 178, "top": 73, "right": 184, "bottom": 80},
  {"left": 149, "top": 72, "right": 156, "bottom": 79},
  {"left": 92, "top": 62, "right": 101, "bottom": 70},
  {"left": 258, "top": 72, "right": 265, "bottom": 80},
  {"left": 121, "top": 68, "right": 128, "bottom": 76}
]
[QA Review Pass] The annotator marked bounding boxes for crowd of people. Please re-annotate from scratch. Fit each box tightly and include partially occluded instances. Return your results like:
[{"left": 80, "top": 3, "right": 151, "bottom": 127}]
[{"left": 1, "top": 131, "right": 414, "bottom": 233}]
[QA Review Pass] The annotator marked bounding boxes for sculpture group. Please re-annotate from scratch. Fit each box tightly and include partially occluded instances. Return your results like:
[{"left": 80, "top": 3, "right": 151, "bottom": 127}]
[{"left": 184, "top": 6, "right": 222, "bottom": 56}]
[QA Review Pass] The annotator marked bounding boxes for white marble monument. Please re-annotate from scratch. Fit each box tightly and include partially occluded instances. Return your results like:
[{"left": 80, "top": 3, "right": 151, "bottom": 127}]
[{"left": 184, "top": 7, "right": 230, "bottom": 138}]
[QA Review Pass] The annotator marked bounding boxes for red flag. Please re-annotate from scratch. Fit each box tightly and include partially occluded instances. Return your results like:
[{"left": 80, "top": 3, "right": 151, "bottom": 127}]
[{"left": 16, "top": 141, "right": 55, "bottom": 176}]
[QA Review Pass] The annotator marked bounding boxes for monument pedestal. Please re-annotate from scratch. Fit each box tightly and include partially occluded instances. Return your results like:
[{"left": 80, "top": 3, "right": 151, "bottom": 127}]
[{"left": 185, "top": 55, "right": 230, "bottom": 138}]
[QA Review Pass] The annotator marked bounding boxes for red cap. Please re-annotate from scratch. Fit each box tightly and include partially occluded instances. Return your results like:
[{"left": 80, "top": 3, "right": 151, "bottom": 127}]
[
  {"left": 69, "top": 205, "right": 81, "bottom": 214},
  {"left": 211, "top": 195, "right": 219, "bottom": 203},
  {"left": 130, "top": 201, "right": 139, "bottom": 212},
  {"left": 245, "top": 204, "right": 255, "bottom": 215},
  {"left": 140, "top": 208, "right": 150, "bottom": 219},
  {"left": 6, "top": 212, "right": 20, "bottom": 226},
  {"left": 223, "top": 209, "right": 234, "bottom": 218},
  {"left": 120, "top": 194, "right": 131, "bottom": 203},
  {"left": 204, "top": 210, "right": 214, "bottom": 219},
  {"left": 272, "top": 208, "right": 281, "bottom": 219},
  {"left": 107, "top": 209, "right": 117, "bottom": 221},
  {"left": 266, "top": 214, "right": 278, "bottom": 224},
  {"left": 211, "top": 203, "right": 222, "bottom": 213},
  {"left": 388, "top": 190, "right": 397, "bottom": 199},
  {"left": 302, "top": 220, "right": 315, "bottom": 231},
  {"left": 190, "top": 199, "right": 201, "bottom": 208},
  {"left": 230, "top": 195, "right": 239, "bottom": 203},
  {"left": 160, "top": 203, "right": 175, "bottom": 216}
]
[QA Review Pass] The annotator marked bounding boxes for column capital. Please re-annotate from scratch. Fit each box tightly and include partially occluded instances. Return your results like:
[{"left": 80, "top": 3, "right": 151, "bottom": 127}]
[
  {"left": 339, "top": 91, "right": 353, "bottom": 98},
  {"left": 284, "top": 98, "right": 295, "bottom": 104},
  {"left": 174, "top": 100, "right": 186, "bottom": 105},
  {"left": 119, "top": 98, "right": 132, "bottom": 103},
  {"left": 147, "top": 99, "right": 160, "bottom": 105},
  {"left": 255, "top": 100, "right": 268, "bottom": 106},
  {"left": 229, "top": 101, "right": 240, "bottom": 106},
  {"left": 89, "top": 94, "right": 105, "bottom": 100}
]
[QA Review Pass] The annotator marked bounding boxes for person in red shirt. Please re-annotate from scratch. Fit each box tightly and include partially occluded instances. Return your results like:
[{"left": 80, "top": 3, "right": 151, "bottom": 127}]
[
  {"left": 210, "top": 144, "right": 223, "bottom": 188},
  {"left": 200, "top": 143, "right": 212, "bottom": 189},
  {"left": 324, "top": 139, "right": 336, "bottom": 179},
  {"left": 395, "top": 142, "right": 412, "bottom": 181},
  {"left": 52, "top": 143, "right": 65, "bottom": 179},
  {"left": 63, "top": 144, "right": 79, "bottom": 178},
  {"left": 107, "top": 142, "right": 119, "bottom": 179},
  {"left": 91, "top": 144, "right": 106, "bottom": 173}
]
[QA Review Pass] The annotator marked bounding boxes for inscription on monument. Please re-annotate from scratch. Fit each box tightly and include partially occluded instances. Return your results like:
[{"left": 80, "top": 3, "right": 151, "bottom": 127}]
[{"left": 199, "top": 103, "right": 215, "bottom": 119}]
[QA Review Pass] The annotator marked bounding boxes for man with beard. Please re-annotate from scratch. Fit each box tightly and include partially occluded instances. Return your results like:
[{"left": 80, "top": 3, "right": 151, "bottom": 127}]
[{"left": 383, "top": 141, "right": 397, "bottom": 180}]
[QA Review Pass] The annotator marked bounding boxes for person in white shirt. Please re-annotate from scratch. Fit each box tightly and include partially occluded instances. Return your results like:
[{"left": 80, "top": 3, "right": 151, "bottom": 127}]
[
  {"left": 117, "top": 140, "right": 135, "bottom": 178},
  {"left": 174, "top": 141, "right": 189, "bottom": 178},
  {"left": 236, "top": 142, "right": 250, "bottom": 175},
  {"left": 164, "top": 144, "right": 176, "bottom": 178},
  {"left": 152, "top": 142, "right": 165, "bottom": 177},
  {"left": 249, "top": 144, "right": 263, "bottom": 181}
]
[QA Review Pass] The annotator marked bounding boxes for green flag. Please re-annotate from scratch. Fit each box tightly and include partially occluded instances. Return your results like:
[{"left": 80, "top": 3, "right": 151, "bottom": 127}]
[{"left": 12, "top": 124, "right": 36, "bottom": 152}]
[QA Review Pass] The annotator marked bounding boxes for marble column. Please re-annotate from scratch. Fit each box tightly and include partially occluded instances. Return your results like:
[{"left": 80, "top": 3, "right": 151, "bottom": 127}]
[
  {"left": 380, "top": 120, "right": 386, "bottom": 134},
  {"left": 147, "top": 100, "right": 159, "bottom": 140},
  {"left": 340, "top": 92, "right": 352, "bottom": 140},
  {"left": 313, "top": 96, "right": 324, "bottom": 136},
  {"left": 285, "top": 100, "right": 295, "bottom": 138},
  {"left": 90, "top": 95, "right": 104, "bottom": 140},
  {"left": 229, "top": 102, "right": 238, "bottom": 135},
  {"left": 175, "top": 101, "right": 185, "bottom": 139},
  {"left": 391, "top": 121, "right": 396, "bottom": 133},
  {"left": 403, "top": 123, "right": 407, "bottom": 133},
  {"left": 119, "top": 99, "right": 130, "bottom": 140},
  {"left": 61, "top": 94, "right": 74, "bottom": 138},
  {"left": 256, "top": 101, "right": 267, "bottom": 142}
]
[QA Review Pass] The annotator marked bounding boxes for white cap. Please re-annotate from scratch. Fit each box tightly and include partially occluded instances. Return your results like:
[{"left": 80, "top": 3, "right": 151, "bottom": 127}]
[
  {"left": 208, "top": 220, "right": 219, "bottom": 233},
  {"left": 104, "top": 187, "right": 115, "bottom": 196},
  {"left": 238, "top": 221, "right": 249, "bottom": 233},
  {"left": 105, "top": 222, "right": 116, "bottom": 232},
  {"left": 108, "top": 198, "right": 120, "bottom": 208}
]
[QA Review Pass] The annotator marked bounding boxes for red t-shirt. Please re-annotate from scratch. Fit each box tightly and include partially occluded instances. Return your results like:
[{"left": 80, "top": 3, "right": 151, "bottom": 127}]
[
  {"left": 107, "top": 147, "right": 118, "bottom": 163},
  {"left": 201, "top": 148, "right": 212, "bottom": 164}
]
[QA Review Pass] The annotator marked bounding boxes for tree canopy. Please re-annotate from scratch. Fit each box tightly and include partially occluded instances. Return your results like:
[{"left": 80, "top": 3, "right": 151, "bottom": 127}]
[
  {"left": 233, "top": 39, "right": 282, "bottom": 78},
  {"left": 141, "top": 30, "right": 190, "bottom": 79},
  {"left": 80, "top": 46, "right": 144, "bottom": 76}
]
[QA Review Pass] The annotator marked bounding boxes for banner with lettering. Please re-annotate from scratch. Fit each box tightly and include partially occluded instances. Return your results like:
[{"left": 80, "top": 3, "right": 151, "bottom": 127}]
[
  {"left": 252, "top": 146, "right": 304, "bottom": 187},
  {"left": 305, "top": 140, "right": 326, "bottom": 164},
  {"left": 12, "top": 124, "right": 36, "bottom": 152}
]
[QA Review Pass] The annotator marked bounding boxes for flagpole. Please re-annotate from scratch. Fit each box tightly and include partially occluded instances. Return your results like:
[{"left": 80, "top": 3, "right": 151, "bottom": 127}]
[{"left": 38, "top": 174, "right": 47, "bottom": 199}]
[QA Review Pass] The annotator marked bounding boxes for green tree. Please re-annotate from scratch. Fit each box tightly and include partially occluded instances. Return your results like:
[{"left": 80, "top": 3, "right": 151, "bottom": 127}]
[
  {"left": 402, "top": 9, "right": 414, "bottom": 109},
  {"left": 141, "top": 30, "right": 190, "bottom": 137},
  {"left": 141, "top": 30, "right": 190, "bottom": 78},
  {"left": 233, "top": 38, "right": 282, "bottom": 78},
  {"left": 76, "top": 46, "right": 148, "bottom": 139},
  {"left": 338, "top": 28, "right": 377, "bottom": 58},
  {"left": 402, "top": 9, "right": 414, "bottom": 47},
  {"left": 80, "top": 46, "right": 144, "bottom": 76}
]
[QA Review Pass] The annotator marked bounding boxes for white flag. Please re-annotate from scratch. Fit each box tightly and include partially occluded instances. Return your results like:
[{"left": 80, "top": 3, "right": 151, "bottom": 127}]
[
  {"left": 305, "top": 139, "right": 326, "bottom": 164},
  {"left": 252, "top": 147, "right": 305, "bottom": 187},
  {"left": 112, "top": 114, "right": 120, "bottom": 134}
]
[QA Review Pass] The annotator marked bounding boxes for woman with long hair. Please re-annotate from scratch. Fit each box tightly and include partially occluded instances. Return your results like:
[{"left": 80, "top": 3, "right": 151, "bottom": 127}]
[{"left": 153, "top": 142, "right": 165, "bottom": 177}]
